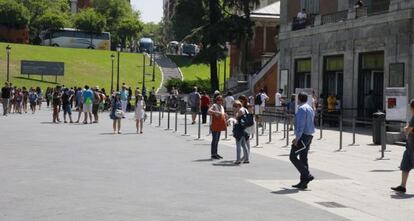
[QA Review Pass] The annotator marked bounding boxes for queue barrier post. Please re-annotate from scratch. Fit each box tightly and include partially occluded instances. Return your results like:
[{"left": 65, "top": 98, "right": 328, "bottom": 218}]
[
  {"left": 166, "top": 107, "right": 171, "bottom": 130},
  {"left": 150, "top": 105, "right": 153, "bottom": 125},
  {"left": 338, "top": 112, "right": 343, "bottom": 151},
  {"left": 158, "top": 104, "right": 162, "bottom": 127},
  {"left": 268, "top": 121, "right": 272, "bottom": 143},
  {"left": 195, "top": 111, "right": 202, "bottom": 140},
  {"left": 319, "top": 111, "right": 323, "bottom": 140},
  {"left": 286, "top": 115, "right": 290, "bottom": 147},
  {"left": 174, "top": 108, "right": 178, "bottom": 132},
  {"left": 182, "top": 103, "right": 190, "bottom": 136}
]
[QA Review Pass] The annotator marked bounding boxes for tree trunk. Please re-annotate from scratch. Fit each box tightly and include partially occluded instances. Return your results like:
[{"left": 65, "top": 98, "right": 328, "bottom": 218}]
[
  {"left": 210, "top": 60, "right": 219, "bottom": 93},
  {"left": 209, "top": 0, "right": 220, "bottom": 93}
]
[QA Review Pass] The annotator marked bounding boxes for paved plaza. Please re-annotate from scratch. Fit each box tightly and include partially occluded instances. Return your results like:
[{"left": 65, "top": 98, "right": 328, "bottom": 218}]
[{"left": 0, "top": 108, "right": 413, "bottom": 221}]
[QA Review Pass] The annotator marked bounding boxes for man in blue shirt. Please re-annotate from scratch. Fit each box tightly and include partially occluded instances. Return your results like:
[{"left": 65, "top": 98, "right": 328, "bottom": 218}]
[{"left": 290, "top": 92, "right": 315, "bottom": 190}]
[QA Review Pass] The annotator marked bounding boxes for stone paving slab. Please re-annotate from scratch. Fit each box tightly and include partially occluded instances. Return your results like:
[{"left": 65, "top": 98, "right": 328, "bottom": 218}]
[{"left": 0, "top": 109, "right": 347, "bottom": 221}]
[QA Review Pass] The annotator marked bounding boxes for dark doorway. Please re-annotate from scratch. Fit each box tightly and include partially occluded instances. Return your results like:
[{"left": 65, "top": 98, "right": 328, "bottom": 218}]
[
  {"left": 323, "top": 56, "right": 344, "bottom": 106},
  {"left": 357, "top": 52, "right": 384, "bottom": 118},
  {"left": 295, "top": 58, "right": 312, "bottom": 89}
]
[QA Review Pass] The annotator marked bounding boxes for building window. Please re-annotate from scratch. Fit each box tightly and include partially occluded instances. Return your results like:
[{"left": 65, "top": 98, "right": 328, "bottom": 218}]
[{"left": 301, "top": 0, "right": 320, "bottom": 15}]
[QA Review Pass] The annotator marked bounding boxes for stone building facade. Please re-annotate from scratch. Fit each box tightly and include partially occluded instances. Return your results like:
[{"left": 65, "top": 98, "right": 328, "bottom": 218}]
[{"left": 279, "top": 0, "right": 414, "bottom": 117}]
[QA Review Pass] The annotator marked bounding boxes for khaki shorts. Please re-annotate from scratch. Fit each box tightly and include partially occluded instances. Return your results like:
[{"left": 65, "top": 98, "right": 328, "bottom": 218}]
[{"left": 83, "top": 104, "right": 92, "bottom": 113}]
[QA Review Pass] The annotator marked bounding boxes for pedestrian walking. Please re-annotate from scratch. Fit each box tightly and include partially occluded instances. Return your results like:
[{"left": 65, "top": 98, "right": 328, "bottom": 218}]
[
  {"left": 110, "top": 92, "right": 123, "bottom": 134},
  {"left": 75, "top": 87, "right": 84, "bottom": 123},
  {"left": 209, "top": 95, "right": 227, "bottom": 160},
  {"left": 52, "top": 87, "right": 62, "bottom": 123},
  {"left": 391, "top": 99, "right": 414, "bottom": 193},
  {"left": 188, "top": 87, "right": 201, "bottom": 124},
  {"left": 120, "top": 85, "right": 129, "bottom": 114},
  {"left": 62, "top": 88, "right": 74, "bottom": 123},
  {"left": 36, "top": 87, "right": 43, "bottom": 110},
  {"left": 92, "top": 86, "right": 101, "bottom": 123},
  {"left": 1, "top": 82, "right": 11, "bottom": 116},
  {"left": 22, "top": 87, "right": 28, "bottom": 113},
  {"left": 224, "top": 91, "right": 235, "bottom": 112},
  {"left": 28, "top": 88, "right": 38, "bottom": 114},
  {"left": 15, "top": 88, "right": 23, "bottom": 114},
  {"left": 290, "top": 92, "right": 315, "bottom": 190},
  {"left": 82, "top": 85, "right": 94, "bottom": 124},
  {"left": 135, "top": 94, "right": 146, "bottom": 134},
  {"left": 200, "top": 91, "right": 210, "bottom": 124}
]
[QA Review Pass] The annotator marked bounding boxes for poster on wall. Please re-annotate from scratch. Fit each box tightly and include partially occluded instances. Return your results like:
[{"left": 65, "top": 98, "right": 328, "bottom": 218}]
[
  {"left": 295, "top": 88, "right": 316, "bottom": 113},
  {"left": 279, "top": 70, "right": 288, "bottom": 96},
  {"left": 389, "top": 63, "right": 404, "bottom": 87},
  {"left": 385, "top": 87, "right": 408, "bottom": 121}
]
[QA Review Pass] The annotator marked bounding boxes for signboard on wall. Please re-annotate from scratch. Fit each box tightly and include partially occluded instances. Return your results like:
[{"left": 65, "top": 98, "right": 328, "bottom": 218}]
[
  {"left": 389, "top": 63, "right": 404, "bottom": 87},
  {"left": 295, "top": 88, "right": 315, "bottom": 113},
  {"left": 385, "top": 87, "right": 408, "bottom": 121}
]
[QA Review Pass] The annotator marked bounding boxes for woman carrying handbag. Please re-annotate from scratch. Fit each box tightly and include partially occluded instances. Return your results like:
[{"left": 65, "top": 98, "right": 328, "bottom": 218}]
[{"left": 208, "top": 95, "right": 227, "bottom": 160}]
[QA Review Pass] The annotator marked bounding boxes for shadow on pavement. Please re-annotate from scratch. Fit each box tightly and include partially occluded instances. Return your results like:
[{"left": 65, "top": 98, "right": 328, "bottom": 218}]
[
  {"left": 369, "top": 169, "right": 399, "bottom": 172},
  {"left": 390, "top": 193, "right": 414, "bottom": 199},
  {"left": 271, "top": 188, "right": 300, "bottom": 195},
  {"left": 193, "top": 159, "right": 213, "bottom": 162},
  {"left": 212, "top": 160, "right": 239, "bottom": 167}
]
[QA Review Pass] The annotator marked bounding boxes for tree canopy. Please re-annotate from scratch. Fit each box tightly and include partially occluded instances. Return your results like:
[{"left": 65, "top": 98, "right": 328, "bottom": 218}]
[
  {"left": 74, "top": 8, "right": 106, "bottom": 34},
  {"left": 0, "top": 0, "right": 30, "bottom": 29}
]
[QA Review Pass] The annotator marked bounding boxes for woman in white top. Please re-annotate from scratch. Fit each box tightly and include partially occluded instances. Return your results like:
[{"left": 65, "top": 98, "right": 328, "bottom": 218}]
[{"left": 135, "top": 94, "right": 146, "bottom": 134}]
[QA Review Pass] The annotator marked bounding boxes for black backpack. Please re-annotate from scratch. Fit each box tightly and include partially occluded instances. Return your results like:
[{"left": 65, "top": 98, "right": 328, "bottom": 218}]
[
  {"left": 255, "top": 93, "right": 263, "bottom": 105},
  {"left": 239, "top": 110, "right": 254, "bottom": 128}
]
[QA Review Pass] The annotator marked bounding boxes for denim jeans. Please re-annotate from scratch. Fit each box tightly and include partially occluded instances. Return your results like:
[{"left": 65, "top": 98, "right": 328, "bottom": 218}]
[
  {"left": 211, "top": 131, "right": 221, "bottom": 156},
  {"left": 290, "top": 134, "right": 313, "bottom": 181},
  {"left": 2, "top": 98, "right": 9, "bottom": 115},
  {"left": 236, "top": 136, "right": 249, "bottom": 162}
]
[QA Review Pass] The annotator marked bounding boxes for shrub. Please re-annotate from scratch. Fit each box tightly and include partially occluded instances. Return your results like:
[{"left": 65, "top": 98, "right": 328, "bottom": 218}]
[{"left": 165, "top": 78, "right": 211, "bottom": 94}]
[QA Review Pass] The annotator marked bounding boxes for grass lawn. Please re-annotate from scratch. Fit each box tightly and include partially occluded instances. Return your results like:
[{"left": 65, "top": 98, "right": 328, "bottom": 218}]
[
  {"left": 0, "top": 42, "right": 162, "bottom": 91},
  {"left": 168, "top": 55, "right": 230, "bottom": 89}
]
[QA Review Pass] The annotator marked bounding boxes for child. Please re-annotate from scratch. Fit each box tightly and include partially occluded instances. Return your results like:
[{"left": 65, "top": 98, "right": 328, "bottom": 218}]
[
  {"left": 135, "top": 94, "right": 146, "bottom": 134},
  {"left": 391, "top": 99, "right": 414, "bottom": 193}
]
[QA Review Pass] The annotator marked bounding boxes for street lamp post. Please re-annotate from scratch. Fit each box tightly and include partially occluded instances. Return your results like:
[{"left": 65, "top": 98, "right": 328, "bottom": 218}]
[
  {"left": 110, "top": 54, "right": 115, "bottom": 94},
  {"left": 142, "top": 53, "right": 146, "bottom": 91},
  {"left": 152, "top": 52, "right": 156, "bottom": 82},
  {"left": 6, "top": 45, "right": 11, "bottom": 82},
  {"left": 223, "top": 48, "right": 228, "bottom": 92},
  {"left": 116, "top": 44, "right": 121, "bottom": 91}
]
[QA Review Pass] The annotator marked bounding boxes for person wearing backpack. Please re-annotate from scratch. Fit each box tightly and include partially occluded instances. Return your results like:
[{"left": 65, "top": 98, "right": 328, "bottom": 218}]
[
  {"left": 209, "top": 95, "right": 227, "bottom": 160},
  {"left": 255, "top": 89, "right": 269, "bottom": 127},
  {"left": 232, "top": 100, "right": 252, "bottom": 165}
]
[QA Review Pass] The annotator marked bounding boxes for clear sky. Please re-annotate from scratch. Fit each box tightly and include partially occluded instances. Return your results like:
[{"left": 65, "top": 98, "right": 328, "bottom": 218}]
[{"left": 131, "top": 0, "right": 163, "bottom": 23}]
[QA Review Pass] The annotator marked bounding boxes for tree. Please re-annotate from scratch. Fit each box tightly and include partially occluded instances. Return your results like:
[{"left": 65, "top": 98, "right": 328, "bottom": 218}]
[
  {"left": 0, "top": 0, "right": 30, "bottom": 29},
  {"left": 171, "top": 0, "right": 206, "bottom": 41},
  {"left": 18, "top": 0, "right": 70, "bottom": 44},
  {"left": 38, "top": 11, "right": 68, "bottom": 45},
  {"left": 223, "top": 0, "right": 258, "bottom": 78},
  {"left": 74, "top": 8, "right": 106, "bottom": 48},
  {"left": 117, "top": 15, "right": 143, "bottom": 48},
  {"left": 140, "top": 22, "right": 163, "bottom": 45},
  {"left": 92, "top": 0, "right": 134, "bottom": 45}
]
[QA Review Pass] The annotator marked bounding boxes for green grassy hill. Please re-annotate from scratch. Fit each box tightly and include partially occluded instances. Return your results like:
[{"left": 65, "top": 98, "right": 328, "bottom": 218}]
[
  {"left": 0, "top": 42, "right": 162, "bottom": 91},
  {"left": 168, "top": 55, "right": 230, "bottom": 90}
]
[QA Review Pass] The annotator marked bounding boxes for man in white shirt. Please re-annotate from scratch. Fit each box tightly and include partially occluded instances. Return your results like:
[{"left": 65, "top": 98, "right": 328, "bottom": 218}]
[
  {"left": 297, "top": 8, "right": 307, "bottom": 20},
  {"left": 224, "top": 91, "right": 234, "bottom": 111},
  {"left": 275, "top": 89, "right": 283, "bottom": 107}
]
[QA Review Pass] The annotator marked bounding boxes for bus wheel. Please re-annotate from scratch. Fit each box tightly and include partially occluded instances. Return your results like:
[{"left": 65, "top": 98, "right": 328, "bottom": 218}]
[
  {"left": 88, "top": 46, "right": 95, "bottom": 49},
  {"left": 52, "top": 44, "right": 59, "bottom": 47}
]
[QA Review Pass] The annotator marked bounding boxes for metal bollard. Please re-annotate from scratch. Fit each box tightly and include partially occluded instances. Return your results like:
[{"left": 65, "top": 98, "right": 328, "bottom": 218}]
[
  {"left": 319, "top": 111, "right": 323, "bottom": 140},
  {"left": 268, "top": 121, "right": 272, "bottom": 143},
  {"left": 275, "top": 118, "right": 279, "bottom": 132},
  {"left": 255, "top": 119, "right": 260, "bottom": 147},
  {"left": 350, "top": 117, "right": 358, "bottom": 146},
  {"left": 182, "top": 109, "right": 189, "bottom": 136},
  {"left": 174, "top": 108, "right": 178, "bottom": 132},
  {"left": 379, "top": 120, "right": 387, "bottom": 159},
  {"left": 286, "top": 116, "right": 290, "bottom": 147},
  {"left": 283, "top": 115, "right": 286, "bottom": 139},
  {"left": 158, "top": 105, "right": 162, "bottom": 127},
  {"left": 338, "top": 113, "right": 343, "bottom": 151},
  {"left": 195, "top": 112, "right": 202, "bottom": 140},
  {"left": 162, "top": 105, "right": 164, "bottom": 118},
  {"left": 166, "top": 107, "right": 171, "bottom": 130},
  {"left": 150, "top": 105, "right": 153, "bottom": 124}
]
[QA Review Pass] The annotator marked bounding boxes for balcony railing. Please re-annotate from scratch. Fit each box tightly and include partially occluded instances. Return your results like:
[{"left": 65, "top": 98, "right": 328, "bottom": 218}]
[
  {"left": 368, "top": 0, "right": 390, "bottom": 15},
  {"left": 321, "top": 10, "right": 348, "bottom": 25},
  {"left": 292, "top": 14, "right": 316, "bottom": 31}
]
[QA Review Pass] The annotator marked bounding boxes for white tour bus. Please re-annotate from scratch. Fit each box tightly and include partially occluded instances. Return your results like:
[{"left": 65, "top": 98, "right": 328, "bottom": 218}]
[{"left": 40, "top": 28, "right": 111, "bottom": 50}]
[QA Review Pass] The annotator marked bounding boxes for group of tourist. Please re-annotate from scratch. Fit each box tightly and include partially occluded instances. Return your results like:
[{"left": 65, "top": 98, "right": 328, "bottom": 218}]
[{"left": 1, "top": 82, "right": 43, "bottom": 116}]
